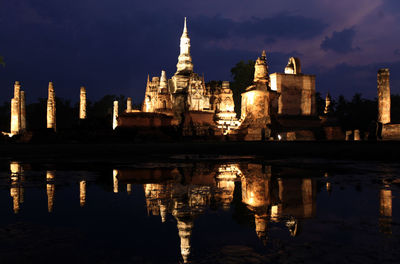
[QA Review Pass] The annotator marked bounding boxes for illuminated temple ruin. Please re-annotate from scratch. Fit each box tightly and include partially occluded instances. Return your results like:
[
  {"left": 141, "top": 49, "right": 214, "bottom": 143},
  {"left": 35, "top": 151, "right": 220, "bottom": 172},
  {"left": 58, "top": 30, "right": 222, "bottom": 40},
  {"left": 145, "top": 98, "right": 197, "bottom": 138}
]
[
  {"left": 115, "top": 18, "right": 333, "bottom": 140},
  {"left": 117, "top": 18, "right": 239, "bottom": 136},
  {"left": 6, "top": 18, "right": 399, "bottom": 141}
]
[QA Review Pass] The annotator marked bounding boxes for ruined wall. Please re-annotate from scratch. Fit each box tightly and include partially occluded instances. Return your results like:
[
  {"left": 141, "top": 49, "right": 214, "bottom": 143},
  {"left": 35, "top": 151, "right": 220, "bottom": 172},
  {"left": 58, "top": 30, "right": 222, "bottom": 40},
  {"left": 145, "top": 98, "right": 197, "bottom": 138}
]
[
  {"left": 118, "top": 112, "right": 173, "bottom": 128},
  {"left": 270, "top": 73, "right": 316, "bottom": 116},
  {"left": 381, "top": 124, "right": 400, "bottom": 140}
]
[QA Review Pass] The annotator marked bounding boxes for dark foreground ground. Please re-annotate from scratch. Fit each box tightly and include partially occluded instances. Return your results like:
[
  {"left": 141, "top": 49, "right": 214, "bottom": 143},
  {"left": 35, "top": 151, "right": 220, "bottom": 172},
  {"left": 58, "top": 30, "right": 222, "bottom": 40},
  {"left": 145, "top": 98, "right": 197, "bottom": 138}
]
[{"left": 0, "top": 141, "right": 398, "bottom": 162}]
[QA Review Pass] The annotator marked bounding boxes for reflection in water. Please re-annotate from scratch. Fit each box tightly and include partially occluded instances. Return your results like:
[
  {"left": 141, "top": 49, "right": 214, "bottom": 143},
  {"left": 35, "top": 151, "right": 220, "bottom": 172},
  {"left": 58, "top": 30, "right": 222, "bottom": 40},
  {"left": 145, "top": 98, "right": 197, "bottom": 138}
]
[
  {"left": 379, "top": 186, "right": 393, "bottom": 235},
  {"left": 113, "top": 169, "right": 118, "bottom": 193},
  {"left": 46, "top": 171, "right": 55, "bottom": 213},
  {"left": 241, "top": 164, "right": 271, "bottom": 244},
  {"left": 5, "top": 161, "right": 397, "bottom": 263},
  {"left": 10, "top": 162, "right": 24, "bottom": 214},
  {"left": 80, "top": 180, "right": 86, "bottom": 207},
  {"left": 324, "top": 172, "right": 332, "bottom": 193}
]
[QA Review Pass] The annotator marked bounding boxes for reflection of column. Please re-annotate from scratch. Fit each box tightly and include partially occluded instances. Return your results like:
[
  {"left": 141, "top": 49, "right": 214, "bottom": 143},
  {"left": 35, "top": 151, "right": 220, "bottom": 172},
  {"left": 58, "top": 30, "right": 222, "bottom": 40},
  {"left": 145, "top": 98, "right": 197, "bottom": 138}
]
[
  {"left": 302, "top": 179, "right": 314, "bottom": 218},
  {"left": 127, "top": 184, "right": 132, "bottom": 195},
  {"left": 160, "top": 203, "right": 167, "bottom": 223},
  {"left": 113, "top": 170, "right": 118, "bottom": 193},
  {"left": 324, "top": 172, "right": 332, "bottom": 193},
  {"left": 379, "top": 187, "right": 392, "bottom": 235},
  {"left": 10, "top": 162, "right": 24, "bottom": 214},
  {"left": 255, "top": 214, "right": 268, "bottom": 245},
  {"left": 80, "top": 180, "right": 86, "bottom": 207},
  {"left": 271, "top": 178, "right": 283, "bottom": 222},
  {"left": 46, "top": 171, "right": 55, "bottom": 212}
]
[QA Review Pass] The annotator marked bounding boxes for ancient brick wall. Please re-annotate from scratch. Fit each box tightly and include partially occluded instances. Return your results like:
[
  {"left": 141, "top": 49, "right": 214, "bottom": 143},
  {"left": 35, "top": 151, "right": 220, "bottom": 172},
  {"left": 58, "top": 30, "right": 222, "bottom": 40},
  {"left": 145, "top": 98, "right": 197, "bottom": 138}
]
[{"left": 270, "top": 73, "right": 316, "bottom": 116}]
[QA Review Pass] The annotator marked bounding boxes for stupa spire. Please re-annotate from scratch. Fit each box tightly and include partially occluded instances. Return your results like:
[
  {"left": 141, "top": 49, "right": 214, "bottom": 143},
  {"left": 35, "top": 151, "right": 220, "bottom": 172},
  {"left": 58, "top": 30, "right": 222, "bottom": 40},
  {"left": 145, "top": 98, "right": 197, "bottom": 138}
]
[
  {"left": 183, "top": 17, "right": 188, "bottom": 35},
  {"left": 176, "top": 17, "right": 193, "bottom": 74}
]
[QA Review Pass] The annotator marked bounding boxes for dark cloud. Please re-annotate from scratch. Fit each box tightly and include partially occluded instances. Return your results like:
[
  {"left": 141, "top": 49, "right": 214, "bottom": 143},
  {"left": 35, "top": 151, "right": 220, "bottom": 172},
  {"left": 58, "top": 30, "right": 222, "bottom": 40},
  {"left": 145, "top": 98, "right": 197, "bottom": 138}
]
[
  {"left": 190, "top": 13, "right": 328, "bottom": 42},
  {"left": 0, "top": 1, "right": 327, "bottom": 104},
  {"left": 0, "top": 0, "right": 397, "bottom": 106},
  {"left": 310, "top": 60, "right": 400, "bottom": 99},
  {"left": 320, "top": 27, "right": 360, "bottom": 54}
]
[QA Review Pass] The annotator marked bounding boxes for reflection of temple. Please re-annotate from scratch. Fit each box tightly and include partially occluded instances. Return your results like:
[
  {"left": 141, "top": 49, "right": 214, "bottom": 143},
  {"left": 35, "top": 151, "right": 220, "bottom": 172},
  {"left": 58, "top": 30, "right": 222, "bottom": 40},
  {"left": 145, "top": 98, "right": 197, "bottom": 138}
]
[
  {"left": 240, "top": 164, "right": 316, "bottom": 240},
  {"left": 10, "top": 161, "right": 24, "bottom": 214},
  {"left": 114, "top": 163, "right": 320, "bottom": 261},
  {"left": 126, "top": 163, "right": 241, "bottom": 263}
]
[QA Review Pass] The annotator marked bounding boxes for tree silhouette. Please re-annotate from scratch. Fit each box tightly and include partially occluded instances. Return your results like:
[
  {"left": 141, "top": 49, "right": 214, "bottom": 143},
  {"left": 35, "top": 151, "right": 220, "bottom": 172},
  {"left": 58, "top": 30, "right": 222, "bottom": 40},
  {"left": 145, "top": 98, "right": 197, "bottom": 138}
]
[{"left": 230, "top": 60, "right": 255, "bottom": 115}]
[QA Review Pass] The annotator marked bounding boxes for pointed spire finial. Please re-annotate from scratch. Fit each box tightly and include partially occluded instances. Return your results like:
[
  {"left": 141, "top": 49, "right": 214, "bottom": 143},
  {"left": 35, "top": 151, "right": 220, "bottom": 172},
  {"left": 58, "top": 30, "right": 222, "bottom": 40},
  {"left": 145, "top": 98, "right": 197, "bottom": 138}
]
[
  {"left": 184, "top": 17, "right": 187, "bottom": 33},
  {"left": 262, "top": 50, "right": 266, "bottom": 58}
]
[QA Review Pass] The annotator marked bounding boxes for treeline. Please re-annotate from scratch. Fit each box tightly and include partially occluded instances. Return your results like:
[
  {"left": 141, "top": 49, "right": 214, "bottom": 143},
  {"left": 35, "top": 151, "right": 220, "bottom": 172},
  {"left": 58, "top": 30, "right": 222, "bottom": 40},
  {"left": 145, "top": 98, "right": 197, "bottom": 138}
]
[
  {"left": 0, "top": 95, "right": 141, "bottom": 132},
  {"left": 315, "top": 93, "right": 400, "bottom": 131}
]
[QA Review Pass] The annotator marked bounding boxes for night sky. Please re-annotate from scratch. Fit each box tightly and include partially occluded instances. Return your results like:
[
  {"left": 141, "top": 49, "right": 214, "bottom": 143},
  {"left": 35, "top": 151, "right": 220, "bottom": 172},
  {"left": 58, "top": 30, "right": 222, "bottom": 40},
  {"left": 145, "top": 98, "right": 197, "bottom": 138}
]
[{"left": 1, "top": 0, "right": 399, "bottom": 104}]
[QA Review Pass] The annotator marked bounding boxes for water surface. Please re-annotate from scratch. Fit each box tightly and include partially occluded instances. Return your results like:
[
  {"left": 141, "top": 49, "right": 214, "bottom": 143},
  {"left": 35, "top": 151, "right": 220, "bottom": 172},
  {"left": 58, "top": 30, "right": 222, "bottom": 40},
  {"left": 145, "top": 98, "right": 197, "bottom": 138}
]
[{"left": 0, "top": 159, "right": 399, "bottom": 263}]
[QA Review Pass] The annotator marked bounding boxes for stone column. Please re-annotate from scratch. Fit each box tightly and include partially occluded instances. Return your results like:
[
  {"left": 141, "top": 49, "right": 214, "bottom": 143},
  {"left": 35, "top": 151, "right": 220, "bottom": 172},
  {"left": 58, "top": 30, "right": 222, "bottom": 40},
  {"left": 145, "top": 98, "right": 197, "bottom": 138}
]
[
  {"left": 377, "top": 69, "right": 390, "bottom": 124},
  {"left": 20, "top": 91, "right": 26, "bottom": 131},
  {"left": 10, "top": 99, "right": 20, "bottom": 135},
  {"left": 10, "top": 81, "right": 22, "bottom": 135},
  {"left": 47, "top": 82, "right": 56, "bottom": 131},
  {"left": 127, "top": 184, "right": 132, "bottom": 194},
  {"left": 79, "top": 86, "right": 87, "bottom": 119},
  {"left": 113, "top": 101, "right": 118, "bottom": 130},
  {"left": 354, "top": 129, "right": 361, "bottom": 141},
  {"left": 126, "top": 97, "right": 132, "bottom": 112}
]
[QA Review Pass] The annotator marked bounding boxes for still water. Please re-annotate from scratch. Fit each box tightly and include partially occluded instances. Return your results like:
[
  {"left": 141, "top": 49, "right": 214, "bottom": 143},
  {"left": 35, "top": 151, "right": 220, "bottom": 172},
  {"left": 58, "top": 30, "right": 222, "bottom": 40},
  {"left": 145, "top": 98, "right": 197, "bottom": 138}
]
[{"left": 0, "top": 159, "right": 399, "bottom": 263}]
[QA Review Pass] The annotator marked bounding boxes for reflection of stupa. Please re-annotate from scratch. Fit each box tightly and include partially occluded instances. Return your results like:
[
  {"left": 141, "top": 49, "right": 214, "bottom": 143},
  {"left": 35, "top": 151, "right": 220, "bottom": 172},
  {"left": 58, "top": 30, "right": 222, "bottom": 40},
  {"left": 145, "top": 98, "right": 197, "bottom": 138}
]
[
  {"left": 240, "top": 164, "right": 316, "bottom": 242},
  {"left": 10, "top": 161, "right": 24, "bottom": 214},
  {"left": 241, "top": 164, "right": 272, "bottom": 243}
]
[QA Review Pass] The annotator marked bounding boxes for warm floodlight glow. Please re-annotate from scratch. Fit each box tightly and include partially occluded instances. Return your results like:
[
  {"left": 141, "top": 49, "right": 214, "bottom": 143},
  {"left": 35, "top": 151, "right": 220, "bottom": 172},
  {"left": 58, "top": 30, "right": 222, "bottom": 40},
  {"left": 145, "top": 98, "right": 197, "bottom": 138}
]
[{"left": 278, "top": 134, "right": 282, "bottom": 140}]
